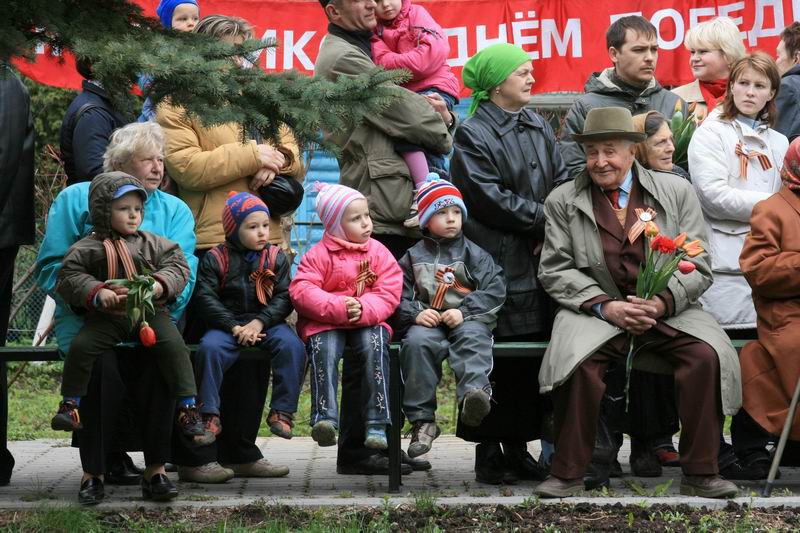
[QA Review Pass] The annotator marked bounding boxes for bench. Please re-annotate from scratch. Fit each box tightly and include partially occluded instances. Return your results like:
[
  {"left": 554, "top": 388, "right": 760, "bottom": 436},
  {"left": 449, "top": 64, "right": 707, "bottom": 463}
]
[{"left": 0, "top": 340, "right": 750, "bottom": 493}]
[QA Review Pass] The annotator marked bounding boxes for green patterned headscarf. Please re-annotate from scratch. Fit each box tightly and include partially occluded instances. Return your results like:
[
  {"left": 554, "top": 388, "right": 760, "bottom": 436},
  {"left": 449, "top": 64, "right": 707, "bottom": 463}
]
[{"left": 462, "top": 43, "right": 532, "bottom": 117}]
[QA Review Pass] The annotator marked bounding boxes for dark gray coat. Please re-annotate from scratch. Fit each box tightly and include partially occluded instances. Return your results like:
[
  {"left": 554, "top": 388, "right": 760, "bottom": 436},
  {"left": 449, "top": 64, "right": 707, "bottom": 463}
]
[
  {"left": 450, "top": 101, "right": 568, "bottom": 337},
  {"left": 559, "top": 68, "right": 684, "bottom": 178},
  {"left": 776, "top": 65, "right": 800, "bottom": 142},
  {"left": 395, "top": 232, "right": 506, "bottom": 335},
  {"left": 0, "top": 65, "right": 35, "bottom": 249}
]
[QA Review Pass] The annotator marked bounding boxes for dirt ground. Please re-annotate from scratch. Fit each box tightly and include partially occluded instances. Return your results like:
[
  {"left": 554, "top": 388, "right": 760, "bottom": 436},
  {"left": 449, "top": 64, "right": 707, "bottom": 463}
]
[{"left": 2, "top": 501, "right": 800, "bottom": 532}]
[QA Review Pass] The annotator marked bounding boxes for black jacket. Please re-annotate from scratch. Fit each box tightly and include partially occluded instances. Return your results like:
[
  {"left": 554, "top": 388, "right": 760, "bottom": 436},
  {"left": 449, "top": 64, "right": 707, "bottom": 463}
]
[
  {"left": 60, "top": 80, "right": 128, "bottom": 186},
  {"left": 450, "top": 101, "right": 568, "bottom": 336},
  {"left": 0, "top": 65, "right": 35, "bottom": 249},
  {"left": 776, "top": 65, "right": 800, "bottom": 142},
  {"left": 194, "top": 241, "right": 294, "bottom": 333}
]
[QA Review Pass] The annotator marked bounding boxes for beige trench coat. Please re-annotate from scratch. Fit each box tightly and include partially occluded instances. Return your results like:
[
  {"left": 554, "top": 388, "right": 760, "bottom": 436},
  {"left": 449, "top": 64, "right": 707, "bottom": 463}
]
[{"left": 538, "top": 162, "right": 742, "bottom": 415}]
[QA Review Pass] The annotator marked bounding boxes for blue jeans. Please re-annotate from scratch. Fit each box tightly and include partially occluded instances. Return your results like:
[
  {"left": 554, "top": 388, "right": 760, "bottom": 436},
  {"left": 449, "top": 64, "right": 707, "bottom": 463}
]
[
  {"left": 195, "top": 324, "right": 306, "bottom": 416},
  {"left": 308, "top": 326, "right": 391, "bottom": 428}
]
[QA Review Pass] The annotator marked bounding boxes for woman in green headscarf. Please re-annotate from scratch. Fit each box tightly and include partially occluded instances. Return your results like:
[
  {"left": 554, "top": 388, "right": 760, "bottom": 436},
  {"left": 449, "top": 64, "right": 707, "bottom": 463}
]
[{"left": 451, "top": 43, "right": 569, "bottom": 485}]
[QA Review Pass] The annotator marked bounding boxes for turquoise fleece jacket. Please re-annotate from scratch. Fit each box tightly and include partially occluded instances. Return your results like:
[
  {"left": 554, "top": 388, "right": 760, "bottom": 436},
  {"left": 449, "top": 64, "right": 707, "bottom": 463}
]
[{"left": 35, "top": 182, "right": 198, "bottom": 354}]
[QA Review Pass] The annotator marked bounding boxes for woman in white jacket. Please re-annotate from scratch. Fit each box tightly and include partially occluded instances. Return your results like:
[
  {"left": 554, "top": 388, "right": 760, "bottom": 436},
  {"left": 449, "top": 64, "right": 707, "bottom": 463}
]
[{"left": 688, "top": 53, "right": 789, "bottom": 332}]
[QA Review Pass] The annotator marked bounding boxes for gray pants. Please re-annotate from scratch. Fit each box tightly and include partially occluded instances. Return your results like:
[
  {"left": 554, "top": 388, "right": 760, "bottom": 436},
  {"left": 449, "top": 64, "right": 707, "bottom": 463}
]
[{"left": 400, "top": 321, "right": 493, "bottom": 423}]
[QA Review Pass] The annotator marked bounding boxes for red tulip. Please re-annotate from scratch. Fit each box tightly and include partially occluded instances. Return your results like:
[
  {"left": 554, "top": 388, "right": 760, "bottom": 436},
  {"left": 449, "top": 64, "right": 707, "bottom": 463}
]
[
  {"left": 139, "top": 322, "right": 157, "bottom": 347},
  {"left": 650, "top": 235, "right": 677, "bottom": 254},
  {"left": 678, "top": 260, "right": 696, "bottom": 275}
]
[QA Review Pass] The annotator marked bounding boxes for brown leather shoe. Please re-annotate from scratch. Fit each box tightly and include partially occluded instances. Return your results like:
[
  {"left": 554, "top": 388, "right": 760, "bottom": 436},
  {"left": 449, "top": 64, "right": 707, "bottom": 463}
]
[
  {"left": 680, "top": 475, "right": 738, "bottom": 498},
  {"left": 534, "top": 476, "right": 584, "bottom": 498}
]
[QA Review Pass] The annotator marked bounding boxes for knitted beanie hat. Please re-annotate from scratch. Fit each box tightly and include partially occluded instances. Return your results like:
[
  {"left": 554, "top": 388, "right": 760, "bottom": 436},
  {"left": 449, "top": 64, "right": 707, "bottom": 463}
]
[
  {"left": 415, "top": 173, "right": 468, "bottom": 229},
  {"left": 156, "top": 0, "right": 199, "bottom": 29},
  {"left": 222, "top": 191, "right": 270, "bottom": 240},
  {"left": 314, "top": 182, "right": 366, "bottom": 240}
]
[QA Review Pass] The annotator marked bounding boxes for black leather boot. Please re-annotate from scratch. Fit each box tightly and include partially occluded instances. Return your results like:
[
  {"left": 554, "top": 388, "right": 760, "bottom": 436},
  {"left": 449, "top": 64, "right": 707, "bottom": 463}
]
[
  {"left": 475, "top": 442, "right": 506, "bottom": 485},
  {"left": 502, "top": 442, "right": 548, "bottom": 481}
]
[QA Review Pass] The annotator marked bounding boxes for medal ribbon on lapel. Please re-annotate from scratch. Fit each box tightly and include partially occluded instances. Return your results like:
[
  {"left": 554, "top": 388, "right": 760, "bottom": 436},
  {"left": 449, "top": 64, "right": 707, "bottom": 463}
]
[
  {"left": 431, "top": 266, "right": 472, "bottom": 310},
  {"left": 628, "top": 208, "right": 657, "bottom": 244},
  {"left": 735, "top": 142, "right": 772, "bottom": 179},
  {"left": 354, "top": 259, "right": 377, "bottom": 297},
  {"left": 250, "top": 249, "right": 276, "bottom": 305}
]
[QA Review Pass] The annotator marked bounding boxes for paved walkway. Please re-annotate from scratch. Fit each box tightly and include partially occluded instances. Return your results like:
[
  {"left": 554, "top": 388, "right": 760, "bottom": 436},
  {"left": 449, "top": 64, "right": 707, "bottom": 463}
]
[{"left": 5, "top": 437, "right": 800, "bottom": 509}]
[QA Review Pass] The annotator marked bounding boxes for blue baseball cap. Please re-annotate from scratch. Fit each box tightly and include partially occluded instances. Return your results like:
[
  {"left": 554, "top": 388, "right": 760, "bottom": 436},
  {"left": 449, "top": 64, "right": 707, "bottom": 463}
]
[{"left": 113, "top": 183, "right": 148, "bottom": 201}]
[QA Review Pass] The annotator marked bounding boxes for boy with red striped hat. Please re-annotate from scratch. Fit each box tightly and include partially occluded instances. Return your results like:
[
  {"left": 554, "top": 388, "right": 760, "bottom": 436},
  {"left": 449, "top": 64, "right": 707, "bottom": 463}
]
[{"left": 395, "top": 174, "right": 506, "bottom": 458}]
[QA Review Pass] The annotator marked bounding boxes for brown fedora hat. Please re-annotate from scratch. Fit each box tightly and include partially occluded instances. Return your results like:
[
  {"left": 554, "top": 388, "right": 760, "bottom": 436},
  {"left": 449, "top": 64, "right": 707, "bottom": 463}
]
[{"left": 571, "top": 107, "right": 647, "bottom": 143}]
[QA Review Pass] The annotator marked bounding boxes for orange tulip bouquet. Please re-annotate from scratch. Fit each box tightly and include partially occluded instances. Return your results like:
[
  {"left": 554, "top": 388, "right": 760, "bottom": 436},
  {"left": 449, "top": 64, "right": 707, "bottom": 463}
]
[
  {"left": 106, "top": 273, "right": 158, "bottom": 347},
  {"left": 625, "top": 217, "right": 704, "bottom": 407}
]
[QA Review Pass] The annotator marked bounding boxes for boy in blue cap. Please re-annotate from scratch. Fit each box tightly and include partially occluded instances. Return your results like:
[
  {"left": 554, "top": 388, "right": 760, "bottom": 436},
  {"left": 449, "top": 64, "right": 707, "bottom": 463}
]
[{"left": 51, "top": 172, "right": 202, "bottom": 439}]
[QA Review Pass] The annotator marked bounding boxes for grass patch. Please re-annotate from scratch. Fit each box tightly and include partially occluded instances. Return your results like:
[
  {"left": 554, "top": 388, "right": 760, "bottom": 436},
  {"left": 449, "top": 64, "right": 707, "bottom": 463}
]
[{"left": 2, "top": 502, "right": 799, "bottom": 532}]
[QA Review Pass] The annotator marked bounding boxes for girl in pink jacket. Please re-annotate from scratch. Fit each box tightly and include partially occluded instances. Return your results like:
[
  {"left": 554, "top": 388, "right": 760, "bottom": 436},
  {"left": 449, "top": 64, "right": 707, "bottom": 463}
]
[
  {"left": 373, "top": 0, "right": 460, "bottom": 199},
  {"left": 289, "top": 184, "right": 402, "bottom": 451}
]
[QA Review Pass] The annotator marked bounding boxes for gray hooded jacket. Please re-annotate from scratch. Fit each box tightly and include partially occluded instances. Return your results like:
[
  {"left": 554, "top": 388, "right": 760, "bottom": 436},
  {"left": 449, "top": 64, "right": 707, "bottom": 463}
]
[{"left": 395, "top": 232, "right": 506, "bottom": 335}]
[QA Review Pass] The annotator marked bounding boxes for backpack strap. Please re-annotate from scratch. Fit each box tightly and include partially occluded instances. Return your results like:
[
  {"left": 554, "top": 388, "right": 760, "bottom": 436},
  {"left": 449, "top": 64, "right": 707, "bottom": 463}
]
[
  {"left": 208, "top": 244, "right": 230, "bottom": 290},
  {"left": 266, "top": 243, "right": 280, "bottom": 272}
]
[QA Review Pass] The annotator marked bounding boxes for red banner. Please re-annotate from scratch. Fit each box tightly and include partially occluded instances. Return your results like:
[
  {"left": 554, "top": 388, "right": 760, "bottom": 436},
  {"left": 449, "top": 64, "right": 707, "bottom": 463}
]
[{"left": 15, "top": 0, "right": 799, "bottom": 95}]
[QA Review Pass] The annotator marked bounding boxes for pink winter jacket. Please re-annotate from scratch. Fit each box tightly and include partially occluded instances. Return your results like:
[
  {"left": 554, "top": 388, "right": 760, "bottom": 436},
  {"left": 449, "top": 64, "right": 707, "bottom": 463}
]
[
  {"left": 289, "top": 234, "right": 403, "bottom": 342},
  {"left": 372, "top": 0, "right": 461, "bottom": 99}
]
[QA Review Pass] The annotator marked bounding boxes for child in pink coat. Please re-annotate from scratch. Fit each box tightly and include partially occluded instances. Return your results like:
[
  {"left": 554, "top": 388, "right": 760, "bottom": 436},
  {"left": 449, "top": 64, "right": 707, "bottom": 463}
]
[
  {"left": 372, "top": 0, "right": 460, "bottom": 195},
  {"left": 289, "top": 183, "right": 402, "bottom": 450}
]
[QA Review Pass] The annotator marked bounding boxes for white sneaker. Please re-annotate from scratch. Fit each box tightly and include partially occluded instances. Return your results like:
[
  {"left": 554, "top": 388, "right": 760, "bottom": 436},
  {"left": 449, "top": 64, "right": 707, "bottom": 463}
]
[{"left": 177, "top": 462, "right": 234, "bottom": 483}]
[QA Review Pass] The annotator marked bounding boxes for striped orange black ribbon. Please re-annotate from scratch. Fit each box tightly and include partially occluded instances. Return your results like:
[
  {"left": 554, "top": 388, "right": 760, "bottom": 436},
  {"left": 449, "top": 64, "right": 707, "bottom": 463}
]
[
  {"left": 250, "top": 269, "right": 277, "bottom": 305},
  {"left": 430, "top": 266, "right": 472, "bottom": 310},
  {"left": 627, "top": 207, "right": 657, "bottom": 244},
  {"left": 735, "top": 142, "right": 772, "bottom": 179},
  {"left": 354, "top": 260, "right": 377, "bottom": 297},
  {"left": 103, "top": 238, "right": 137, "bottom": 281}
]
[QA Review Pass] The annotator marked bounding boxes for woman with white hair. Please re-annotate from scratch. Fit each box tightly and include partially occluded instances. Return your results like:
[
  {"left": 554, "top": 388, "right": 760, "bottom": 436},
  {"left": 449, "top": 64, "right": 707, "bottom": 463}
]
[
  {"left": 35, "top": 121, "right": 198, "bottom": 504},
  {"left": 673, "top": 17, "right": 746, "bottom": 122}
]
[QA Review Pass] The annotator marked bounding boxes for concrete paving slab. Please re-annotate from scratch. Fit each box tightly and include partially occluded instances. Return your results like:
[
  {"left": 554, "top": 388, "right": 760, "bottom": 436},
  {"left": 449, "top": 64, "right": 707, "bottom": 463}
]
[{"left": 4, "top": 436, "right": 800, "bottom": 509}]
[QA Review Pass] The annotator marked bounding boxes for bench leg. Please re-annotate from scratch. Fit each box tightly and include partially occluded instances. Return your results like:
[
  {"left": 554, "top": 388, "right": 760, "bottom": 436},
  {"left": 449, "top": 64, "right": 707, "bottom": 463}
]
[{"left": 388, "top": 348, "right": 402, "bottom": 493}]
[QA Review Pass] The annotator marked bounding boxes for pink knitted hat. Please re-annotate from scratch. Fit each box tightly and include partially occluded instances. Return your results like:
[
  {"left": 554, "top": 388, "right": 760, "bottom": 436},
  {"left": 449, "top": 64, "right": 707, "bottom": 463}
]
[{"left": 314, "top": 182, "right": 366, "bottom": 240}]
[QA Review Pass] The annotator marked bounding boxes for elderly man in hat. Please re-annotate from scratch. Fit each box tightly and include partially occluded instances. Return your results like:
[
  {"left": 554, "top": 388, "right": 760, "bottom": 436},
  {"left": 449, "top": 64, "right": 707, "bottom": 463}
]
[{"left": 534, "top": 107, "right": 741, "bottom": 499}]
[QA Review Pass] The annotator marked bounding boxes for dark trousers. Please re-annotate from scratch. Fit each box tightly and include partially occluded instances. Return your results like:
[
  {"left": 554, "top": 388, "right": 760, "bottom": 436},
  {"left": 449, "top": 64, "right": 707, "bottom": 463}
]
[
  {"left": 456, "top": 333, "right": 547, "bottom": 444},
  {"left": 195, "top": 325, "right": 306, "bottom": 416},
  {"left": 731, "top": 407, "right": 772, "bottom": 459},
  {"left": 400, "top": 321, "right": 493, "bottom": 423},
  {"left": 0, "top": 246, "right": 18, "bottom": 483},
  {"left": 173, "top": 355, "right": 271, "bottom": 467},
  {"left": 551, "top": 330, "right": 722, "bottom": 479},
  {"left": 76, "top": 348, "right": 175, "bottom": 475},
  {"left": 63, "top": 312, "right": 196, "bottom": 398}
]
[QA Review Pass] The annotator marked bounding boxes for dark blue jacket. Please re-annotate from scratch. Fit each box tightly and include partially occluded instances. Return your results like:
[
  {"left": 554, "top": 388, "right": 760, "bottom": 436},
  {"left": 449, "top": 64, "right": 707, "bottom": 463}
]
[
  {"left": 59, "top": 81, "right": 128, "bottom": 186},
  {"left": 776, "top": 65, "right": 800, "bottom": 142}
]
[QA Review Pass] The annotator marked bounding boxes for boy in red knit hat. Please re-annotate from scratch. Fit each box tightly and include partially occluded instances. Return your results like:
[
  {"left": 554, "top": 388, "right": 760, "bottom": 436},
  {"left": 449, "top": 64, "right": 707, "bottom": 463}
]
[{"left": 192, "top": 191, "right": 305, "bottom": 473}]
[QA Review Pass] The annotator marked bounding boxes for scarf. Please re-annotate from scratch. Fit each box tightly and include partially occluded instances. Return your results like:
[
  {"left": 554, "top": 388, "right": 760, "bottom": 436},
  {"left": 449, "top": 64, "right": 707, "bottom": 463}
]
[
  {"left": 609, "top": 69, "right": 650, "bottom": 95},
  {"left": 698, "top": 79, "right": 728, "bottom": 112},
  {"left": 462, "top": 43, "right": 531, "bottom": 117},
  {"left": 328, "top": 23, "right": 373, "bottom": 59},
  {"left": 782, "top": 139, "right": 800, "bottom": 191}
]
